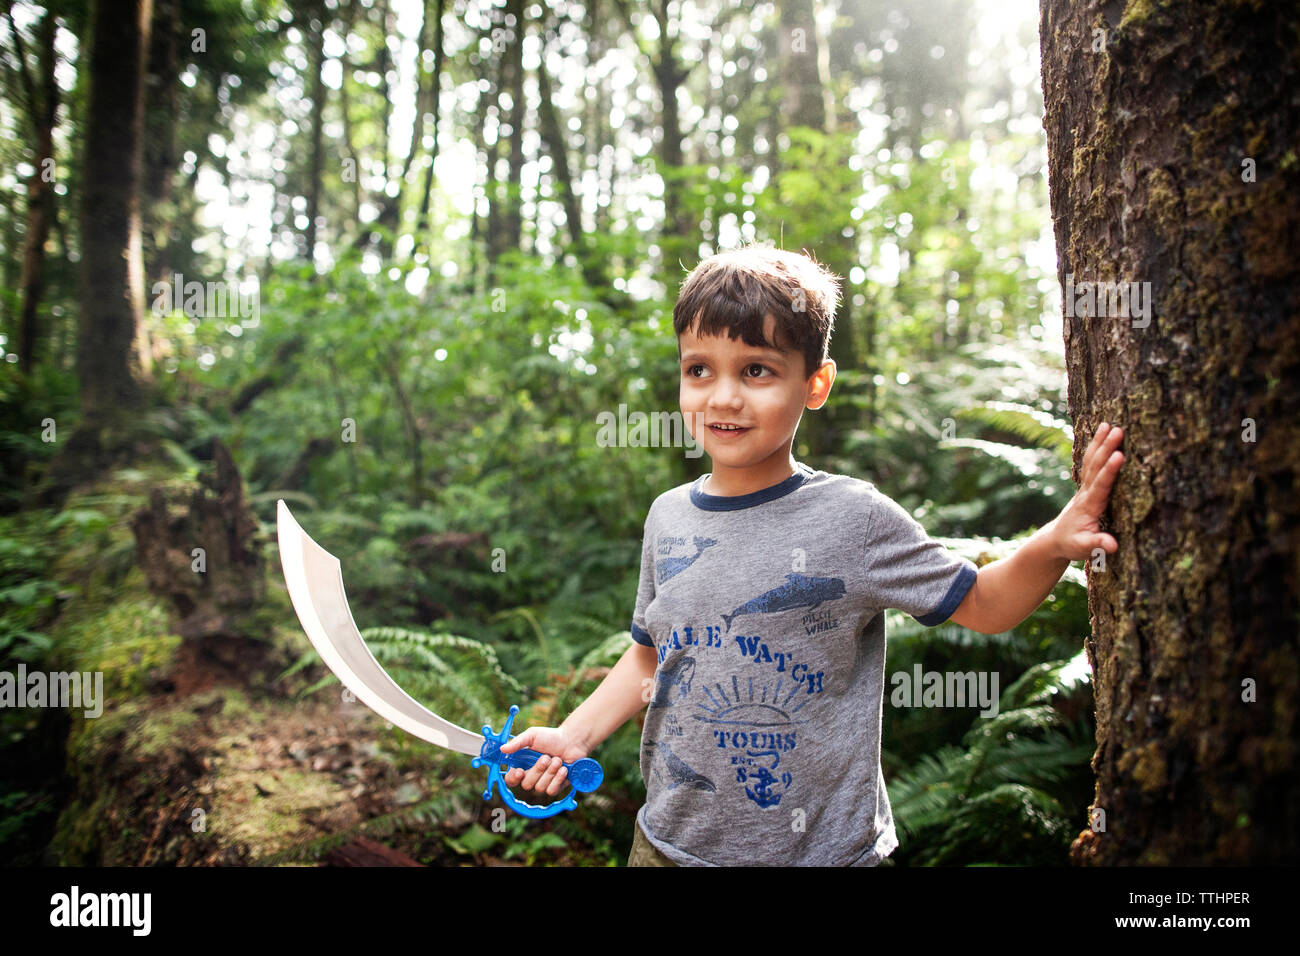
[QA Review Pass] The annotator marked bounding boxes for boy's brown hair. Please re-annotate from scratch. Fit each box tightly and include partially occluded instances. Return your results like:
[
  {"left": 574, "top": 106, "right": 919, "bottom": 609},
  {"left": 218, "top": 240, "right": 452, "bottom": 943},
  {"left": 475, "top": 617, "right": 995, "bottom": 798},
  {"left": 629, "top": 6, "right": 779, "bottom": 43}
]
[{"left": 672, "top": 243, "right": 841, "bottom": 379}]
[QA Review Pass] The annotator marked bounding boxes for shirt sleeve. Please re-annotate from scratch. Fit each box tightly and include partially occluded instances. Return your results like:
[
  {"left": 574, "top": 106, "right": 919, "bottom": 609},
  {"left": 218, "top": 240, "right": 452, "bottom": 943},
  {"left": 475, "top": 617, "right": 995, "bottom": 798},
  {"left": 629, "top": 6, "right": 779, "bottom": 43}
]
[
  {"left": 862, "top": 489, "right": 978, "bottom": 626},
  {"left": 630, "top": 508, "right": 656, "bottom": 647}
]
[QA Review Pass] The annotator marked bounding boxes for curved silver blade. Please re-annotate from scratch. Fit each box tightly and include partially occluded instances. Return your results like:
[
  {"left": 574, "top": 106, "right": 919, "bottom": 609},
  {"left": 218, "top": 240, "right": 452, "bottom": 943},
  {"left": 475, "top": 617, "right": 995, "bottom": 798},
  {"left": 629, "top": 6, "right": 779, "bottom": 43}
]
[{"left": 276, "top": 500, "right": 484, "bottom": 757}]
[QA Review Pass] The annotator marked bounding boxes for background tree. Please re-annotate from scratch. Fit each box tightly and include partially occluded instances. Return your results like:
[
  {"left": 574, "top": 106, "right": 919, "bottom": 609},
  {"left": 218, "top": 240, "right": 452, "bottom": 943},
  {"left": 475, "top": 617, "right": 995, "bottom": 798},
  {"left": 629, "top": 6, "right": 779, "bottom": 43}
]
[
  {"left": 7, "top": 1, "right": 59, "bottom": 374},
  {"left": 22, "top": 0, "right": 149, "bottom": 506}
]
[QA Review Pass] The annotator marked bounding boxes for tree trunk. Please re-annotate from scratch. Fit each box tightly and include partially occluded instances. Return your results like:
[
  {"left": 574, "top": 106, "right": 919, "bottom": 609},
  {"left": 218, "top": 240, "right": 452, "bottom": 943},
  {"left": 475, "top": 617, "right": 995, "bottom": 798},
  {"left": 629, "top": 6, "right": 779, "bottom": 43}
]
[
  {"left": 304, "top": 0, "right": 326, "bottom": 261},
  {"left": 10, "top": 6, "right": 58, "bottom": 374},
  {"left": 374, "top": 0, "right": 434, "bottom": 260},
  {"left": 77, "top": 0, "right": 153, "bottom": 412},
  {"left": 37, "top": 0, "right": 154, "bottom": 507},
  {"left": 591, "top": 54, "right": 613, "bottom": 239},
  {"left": 482, "top": 61, "right": 502, "bottom": 283},
  {"left": 339, "top": 0, "right": 363, "bottom": 232},
  {"left": 536, "top": 64, "right": 582, "bottom": 249},
  {"left": 612, "top": 0, "right": 694, "bottom": 277},
  {"left": 772, "top": 0, "right": 856, "bottom": 462},
  {"left": 502, "top": 0, "right": 526, "bottom": 252},
  {"left": 649, "top": 9, "right": 692, "bottom": 274},
  {"left": 536, "top": 17, "right": 606, "bottom": 291},
  {"left": 143, "top": 0, "right": 181, "bottom": 292},
  {"left": 1040, "top": 0, "right": 1300, "bottom": 865},
  {"left": 778, "top": 0, "right": 826, "bottom": 134},
  {"left": 415, "top": 0, "right": 446, "bottom": 241}
]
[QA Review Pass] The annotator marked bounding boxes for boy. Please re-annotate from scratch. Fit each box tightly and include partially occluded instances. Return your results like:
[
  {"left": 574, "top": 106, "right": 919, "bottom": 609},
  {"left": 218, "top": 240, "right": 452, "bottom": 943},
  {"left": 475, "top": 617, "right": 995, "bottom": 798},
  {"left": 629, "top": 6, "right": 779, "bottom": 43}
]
[{"left": 501, "top": 244, "right": 1125, "bottom": 866}]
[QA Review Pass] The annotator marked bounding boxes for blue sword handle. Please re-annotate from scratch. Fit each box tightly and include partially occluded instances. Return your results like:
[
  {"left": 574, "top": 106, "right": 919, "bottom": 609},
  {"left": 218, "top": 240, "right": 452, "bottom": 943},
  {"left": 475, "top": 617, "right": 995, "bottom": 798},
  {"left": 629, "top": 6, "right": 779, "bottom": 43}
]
[{"left": 471, "top": 705, "right": 605, "bottom": 819}]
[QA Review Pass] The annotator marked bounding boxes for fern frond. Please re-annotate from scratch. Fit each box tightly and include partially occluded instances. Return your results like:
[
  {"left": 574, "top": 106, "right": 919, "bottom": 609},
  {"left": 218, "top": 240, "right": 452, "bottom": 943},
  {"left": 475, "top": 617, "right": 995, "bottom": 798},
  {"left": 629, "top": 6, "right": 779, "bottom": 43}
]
[
  {"left": 937, "top": 437, "right": 1052, "bottom": 477},
  {"left": 251, "top": 791, "right": 466, "bottom": 866},
  {"left": 924, "top": 783, "right": 1070, "bottom": 866},
  {"left": 545, "top": 631, "right": 634, "bottom": 719},
  {"left": 493, "top": 606, "right": 551, "bottom": 677},
  {"left": 888, "top": 745, "right": 972, "bottom": 834},
  {"left": 963, "top": 704, "right": 1062, "bottom": 751},
  {"left": 953, "top": 402, "right": 1074, "bottom": 459},
  {"left": 287, "top": 627, "right": 526, "bottom": 729},
  {"left": 974, "top": 735, "right": 1094, "bottom": 789},
  {"left": 998, "top": 653, "right": 1090, "bottom": 711},
  {"left": 573, "top": 631, "right": 634, "bottom": 674}
]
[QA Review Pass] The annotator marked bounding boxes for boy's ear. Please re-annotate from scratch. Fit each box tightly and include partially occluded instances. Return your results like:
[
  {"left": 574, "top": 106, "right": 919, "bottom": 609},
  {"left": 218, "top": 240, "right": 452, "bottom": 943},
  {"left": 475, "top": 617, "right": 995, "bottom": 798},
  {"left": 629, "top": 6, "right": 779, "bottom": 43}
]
[{"left": 806, "top": 359, "right": 836, "bottom": 410}]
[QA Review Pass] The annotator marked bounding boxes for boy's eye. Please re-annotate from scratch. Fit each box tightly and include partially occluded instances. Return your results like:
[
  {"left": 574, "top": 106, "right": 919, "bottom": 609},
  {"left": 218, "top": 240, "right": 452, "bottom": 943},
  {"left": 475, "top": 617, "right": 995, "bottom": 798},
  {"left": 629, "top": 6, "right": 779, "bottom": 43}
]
[{"left": 683, "top": 363, "right": 771, "bottom": 378}]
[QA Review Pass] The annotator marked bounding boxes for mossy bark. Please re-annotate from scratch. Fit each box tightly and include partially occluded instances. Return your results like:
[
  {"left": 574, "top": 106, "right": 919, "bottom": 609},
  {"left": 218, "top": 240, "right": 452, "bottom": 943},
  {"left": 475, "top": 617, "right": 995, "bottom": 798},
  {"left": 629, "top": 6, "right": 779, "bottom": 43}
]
[
  {"left": 1039, "top": 0, "right": 1299, "bottom": 863},
  {"left": 131, "top": 439, "right": 272, "bottom": 687}
]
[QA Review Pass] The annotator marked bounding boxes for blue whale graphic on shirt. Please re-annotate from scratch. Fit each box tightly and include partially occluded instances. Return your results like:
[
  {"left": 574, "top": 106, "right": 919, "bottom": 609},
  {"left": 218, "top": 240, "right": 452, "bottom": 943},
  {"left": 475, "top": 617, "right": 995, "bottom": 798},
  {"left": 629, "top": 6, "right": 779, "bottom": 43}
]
[
  {"left": 656, "top": 535, "right": 718, "bottom": 584},
  {"left": 650, "top": 655, "right": 695, "bottom": 707},
  {"left": 722, "top": 573, "right": 846, "bottom": 632},
  {"left": 646, "top": 739, "right": 716, "bottom": 792}
]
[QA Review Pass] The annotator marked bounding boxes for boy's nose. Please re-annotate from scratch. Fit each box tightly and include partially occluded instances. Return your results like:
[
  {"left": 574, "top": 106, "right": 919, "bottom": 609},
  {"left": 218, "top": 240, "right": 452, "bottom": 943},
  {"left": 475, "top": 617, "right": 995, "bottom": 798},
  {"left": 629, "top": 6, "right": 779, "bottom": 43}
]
[{"left": 708, "top": 378, "right": 745, "bottom": 408}]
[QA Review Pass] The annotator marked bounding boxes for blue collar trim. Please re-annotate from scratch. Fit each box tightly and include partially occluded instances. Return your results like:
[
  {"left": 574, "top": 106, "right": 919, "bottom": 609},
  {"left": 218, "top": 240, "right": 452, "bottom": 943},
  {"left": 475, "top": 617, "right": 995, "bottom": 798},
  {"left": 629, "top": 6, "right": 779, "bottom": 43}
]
[{"left": 690, "top": 463, "right": 815, "bottom": 511}]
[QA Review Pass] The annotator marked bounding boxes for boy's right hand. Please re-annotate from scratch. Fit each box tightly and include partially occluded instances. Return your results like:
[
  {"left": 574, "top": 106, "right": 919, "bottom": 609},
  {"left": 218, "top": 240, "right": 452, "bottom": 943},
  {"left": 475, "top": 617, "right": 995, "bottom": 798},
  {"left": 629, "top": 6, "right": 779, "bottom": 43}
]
[{"left": 498, "top": 725, "right": 589, "bottom": 796}]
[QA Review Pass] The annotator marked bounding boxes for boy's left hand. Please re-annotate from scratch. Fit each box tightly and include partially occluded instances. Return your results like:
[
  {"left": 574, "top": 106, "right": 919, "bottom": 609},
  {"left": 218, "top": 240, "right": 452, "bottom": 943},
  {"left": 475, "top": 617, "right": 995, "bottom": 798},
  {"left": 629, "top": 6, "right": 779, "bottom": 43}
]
[{"left": 1049, "top": 421, "right": 1125, "bottom": 561}]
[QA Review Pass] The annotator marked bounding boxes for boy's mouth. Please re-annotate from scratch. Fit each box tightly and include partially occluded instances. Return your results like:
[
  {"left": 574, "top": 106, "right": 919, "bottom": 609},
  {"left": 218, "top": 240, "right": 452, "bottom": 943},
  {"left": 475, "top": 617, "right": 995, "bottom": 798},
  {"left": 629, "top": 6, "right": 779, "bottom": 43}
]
[{"left": 708, "top": 422, "right": 751, "bottom": 439}]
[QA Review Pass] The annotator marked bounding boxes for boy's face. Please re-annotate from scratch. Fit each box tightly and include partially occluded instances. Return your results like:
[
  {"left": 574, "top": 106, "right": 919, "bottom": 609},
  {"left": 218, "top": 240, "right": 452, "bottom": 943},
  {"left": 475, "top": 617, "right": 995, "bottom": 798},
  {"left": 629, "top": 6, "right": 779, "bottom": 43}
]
[{"left": 678, "top": 314, "right": 835, "bottom": 480}]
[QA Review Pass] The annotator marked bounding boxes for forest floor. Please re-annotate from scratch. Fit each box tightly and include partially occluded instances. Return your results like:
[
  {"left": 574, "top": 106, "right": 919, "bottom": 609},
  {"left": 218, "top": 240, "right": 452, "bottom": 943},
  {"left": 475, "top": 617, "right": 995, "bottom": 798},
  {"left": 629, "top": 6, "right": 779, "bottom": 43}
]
[
  {"left": 51, "top": 670, "right": 610, "bottom": 866},
  {"left": 14, "top": 459, "right": 624, "bottom": 867}
]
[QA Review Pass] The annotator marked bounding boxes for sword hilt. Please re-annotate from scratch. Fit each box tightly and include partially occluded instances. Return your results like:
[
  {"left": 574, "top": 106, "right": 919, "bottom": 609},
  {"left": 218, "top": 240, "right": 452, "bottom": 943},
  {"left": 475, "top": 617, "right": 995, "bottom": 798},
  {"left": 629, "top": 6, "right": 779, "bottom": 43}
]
[{"left": 472, "top": 705, "right": 605, "bottom": 819}]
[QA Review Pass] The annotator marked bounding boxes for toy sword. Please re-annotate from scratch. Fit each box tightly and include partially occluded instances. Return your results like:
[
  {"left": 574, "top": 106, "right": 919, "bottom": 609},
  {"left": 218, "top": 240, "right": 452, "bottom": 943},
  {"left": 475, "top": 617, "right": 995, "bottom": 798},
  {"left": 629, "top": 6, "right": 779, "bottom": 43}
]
[{"left": 275, "top": 500, "right": 603, "bottom": 819}]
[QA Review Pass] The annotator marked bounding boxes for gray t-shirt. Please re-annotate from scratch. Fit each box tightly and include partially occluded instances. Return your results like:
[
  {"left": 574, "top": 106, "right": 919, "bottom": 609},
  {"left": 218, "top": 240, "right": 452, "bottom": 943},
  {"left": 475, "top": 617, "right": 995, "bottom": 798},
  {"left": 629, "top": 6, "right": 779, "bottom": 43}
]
[{"left": 629, "top": 461, "right": 977, "bottom": 866}]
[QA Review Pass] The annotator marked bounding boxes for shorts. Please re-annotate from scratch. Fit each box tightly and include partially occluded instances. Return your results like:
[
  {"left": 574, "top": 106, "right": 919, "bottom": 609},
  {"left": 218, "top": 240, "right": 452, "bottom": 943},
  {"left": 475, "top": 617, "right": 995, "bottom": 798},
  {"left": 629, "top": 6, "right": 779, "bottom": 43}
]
[{"left": 627, "top": 817, "right": 679, "bottom": 867}]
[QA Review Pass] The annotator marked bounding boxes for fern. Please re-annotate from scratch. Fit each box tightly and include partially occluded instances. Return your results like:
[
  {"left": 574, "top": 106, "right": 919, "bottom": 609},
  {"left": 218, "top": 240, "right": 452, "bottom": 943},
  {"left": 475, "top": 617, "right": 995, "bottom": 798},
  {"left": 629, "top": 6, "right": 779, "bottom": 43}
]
[
  {"left": 970, "top": 734, "right": 1093, "bottom": 789},
  {"left": 953, "top": 402, "right": 1074, "bottom": 460},
  {"left": 493, "top": 606, "right": 552, "bottom": 678},
  {"left": 251, "top": 791, "right": 466, "bottom": 866},
  {"left": 998, "top": 654, "right": 1091, "bottom": 711},
  {"left": 545, "top": 631, "right": 634, "bottom": 721},
  {"left": 888, "top": 654, "right": 1093, "bottom": 865},
  {"left": 287, "top": 627, "right": 526, "bottom": 730},
  {"left": 889, "top": 746, "right": 971, "bottom": 833},
  {"left": 945, "top": 435, "right": 1048, "bottom": 476},
  {"left": 924, "top": 784, "right": 1070, "bottom": 866}
]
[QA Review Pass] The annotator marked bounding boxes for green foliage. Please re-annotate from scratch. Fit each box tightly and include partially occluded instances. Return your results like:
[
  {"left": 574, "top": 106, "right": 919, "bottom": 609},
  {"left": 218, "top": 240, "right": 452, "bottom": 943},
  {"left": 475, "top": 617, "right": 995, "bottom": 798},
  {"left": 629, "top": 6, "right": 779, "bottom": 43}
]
[
  {"left": 887, "top": 651, "right": 1094, "bottom": 866},
  {"left": 0, "top": 787, "right": 55, "bottom": 847},
  {"left": 0, "top": 363, "right": 77, "bottom": 511},
  {"left": 287, "top": 626, "right": 525, "bottom": 731},
  {"left": 831, "top": 335, "right": 1077, "bottom": 539},
  {"left": 0, "top": 513, "right": 60, "bottom": 664},
  {"left": 953, "top": 402, "right": 1075, "bottom": 460}
]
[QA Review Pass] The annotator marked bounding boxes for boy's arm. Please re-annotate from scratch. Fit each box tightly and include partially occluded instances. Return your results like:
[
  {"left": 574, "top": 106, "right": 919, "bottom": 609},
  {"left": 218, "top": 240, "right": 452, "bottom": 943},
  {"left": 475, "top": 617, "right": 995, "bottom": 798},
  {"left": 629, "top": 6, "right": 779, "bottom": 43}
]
[
  {"left": 950, "top": 421, "right": 1125, "bottom": 635},
  {"left": 501, "top": 505, "right": 661, "bottom": 795},
  {"left": 561, "top": 641, "right": 659, "bottom": 752},
  {"left": 499, "top": 641, "right": 657, "bottom": 795}
]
